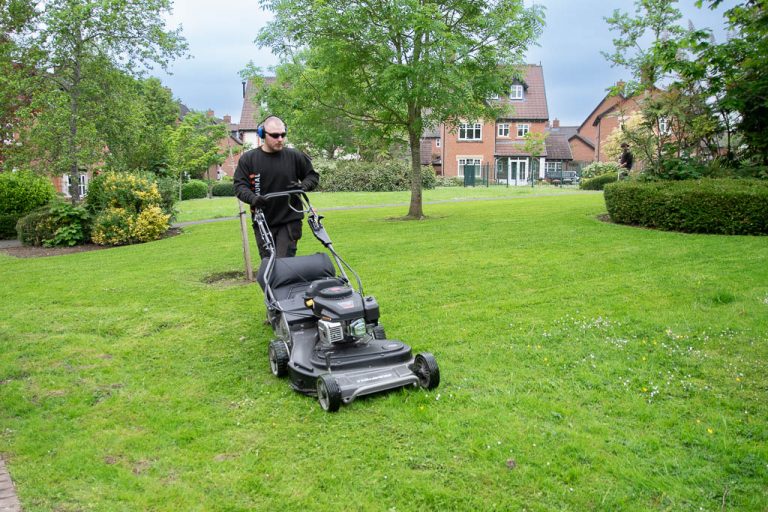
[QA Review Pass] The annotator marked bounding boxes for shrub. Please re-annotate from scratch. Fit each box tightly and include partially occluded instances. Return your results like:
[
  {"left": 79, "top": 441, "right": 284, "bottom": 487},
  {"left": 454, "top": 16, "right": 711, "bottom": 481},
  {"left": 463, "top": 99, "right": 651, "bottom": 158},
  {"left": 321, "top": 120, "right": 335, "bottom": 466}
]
[
  {"left": 0, "top": 170, "right": 56, "bottom": 239},
  {"left": 15, "top": 200, "right": 90, "bottom": 247},
  {"left": 86, "top": 172, "right": 163, "bottom": 214},
  {"left": 604, "top": 178, "right": 768, "bottom": 235},
  {"left": 91, "top": 208, "right": 134, "bottom": 246},
  {"left": 580, "top": 162, "right": 621, "bottom": 179},
  {"left": 42, "top": 201, "right": 90, "bottom": 247},
  {"left": 658, "top": 157, "right": 707, "bottom": 181},
  {"left": 314, "top": 160, "right": 436, "bottom": 192},
  {"left": 181, "top": 179, "right": 209, "bottom": 200},
  {"left": 580, "top": 173, "right": 618, "bottom": 191},
  {"left": 435, "top": 176, "right": 463, "bottom": 187},
  {"left": 211, "top": 182, "right": 235, "bottom": 197},
  {"left": 15, "top": 207, "right": 58, "bottom": 246},
  {"left": 132, "top": 206, "right": 170, "bottom": 243},
  {"left": 84, "top": 171, "right": 173, "bottom": 246},
  {"left": 0, "top": 214, "right": 18, "bottom": 239},
  {"left": 154, "top": 176, "right": 180, "bottom": 219}
]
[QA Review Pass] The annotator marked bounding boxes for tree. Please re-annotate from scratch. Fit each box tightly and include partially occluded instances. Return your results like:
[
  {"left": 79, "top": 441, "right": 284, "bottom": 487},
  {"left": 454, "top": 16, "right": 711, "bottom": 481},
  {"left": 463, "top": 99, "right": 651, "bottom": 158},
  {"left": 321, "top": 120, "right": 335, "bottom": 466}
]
[
  {"left": 603, "top": 0, "right": 687, "bottom": 91},
  {"left": 168, "top": 111, "right": 228, "bottom": 190},
  {"left": 244, "top": 58, "right": 369, "bottom": 160},
  {"left": 0, "top": 0, "right": 37, "bottom": 164},
  {"left": 101, "top": 76, "right": 180, "bottom": 174},
  {"left": 699, "top": 0, "right": 768, "bottom": 164},
  {"left": 5, "top": 0, "right": 186, "bottom": 200},
  {"left": 522, "top": 131, "right": 547, "bottom": 185},
  {"left": 257, "top": 0, "right": 543, "bottom": 219},
  {"left": 603, "top": 0, "right": 726, "bottom": 175}
]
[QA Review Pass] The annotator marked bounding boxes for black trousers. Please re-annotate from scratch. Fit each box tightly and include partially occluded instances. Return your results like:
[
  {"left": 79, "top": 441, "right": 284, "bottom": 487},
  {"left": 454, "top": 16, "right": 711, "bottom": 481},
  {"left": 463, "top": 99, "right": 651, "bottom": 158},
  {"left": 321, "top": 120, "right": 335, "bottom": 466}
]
[{"left": 253, "top": 219, "right": 302, "bottom": 259}]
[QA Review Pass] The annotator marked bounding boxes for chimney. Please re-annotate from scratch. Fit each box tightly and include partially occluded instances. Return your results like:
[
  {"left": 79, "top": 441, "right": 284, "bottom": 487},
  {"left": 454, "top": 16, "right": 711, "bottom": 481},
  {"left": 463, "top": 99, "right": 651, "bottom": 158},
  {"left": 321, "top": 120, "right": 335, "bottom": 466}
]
[
  {"left": 223, "top": 115, "right": 231, "bottom": 124},
  {"left": 242, "top": 81, "right": 247, "bottom": 98},
  {"left": 206, "top": 109, "right": 214, "bottom": 117},
  {"left": 552, "top": 118, "right": 560, "bottom": 128}
]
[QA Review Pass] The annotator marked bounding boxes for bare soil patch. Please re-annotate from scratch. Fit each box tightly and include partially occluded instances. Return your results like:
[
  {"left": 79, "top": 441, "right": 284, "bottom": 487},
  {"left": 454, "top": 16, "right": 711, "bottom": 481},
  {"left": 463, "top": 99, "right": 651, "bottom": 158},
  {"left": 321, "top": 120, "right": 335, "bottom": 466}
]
[{"left": 0, "top": 228, "right": 182, "bottom": 258}]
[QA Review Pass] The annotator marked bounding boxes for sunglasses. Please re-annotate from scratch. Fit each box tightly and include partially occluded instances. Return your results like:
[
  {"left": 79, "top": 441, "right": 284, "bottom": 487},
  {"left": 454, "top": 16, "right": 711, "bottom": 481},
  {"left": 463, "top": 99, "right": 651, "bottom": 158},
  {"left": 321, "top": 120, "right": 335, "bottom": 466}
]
[{"left": 266, "top": 132, "right": 287, "bottom": 139}]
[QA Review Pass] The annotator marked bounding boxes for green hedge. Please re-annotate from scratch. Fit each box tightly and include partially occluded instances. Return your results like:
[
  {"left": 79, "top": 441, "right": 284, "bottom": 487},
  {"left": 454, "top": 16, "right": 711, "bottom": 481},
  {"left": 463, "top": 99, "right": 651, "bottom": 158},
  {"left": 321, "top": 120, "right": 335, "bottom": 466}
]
[
  {"left": 211, "top": 182, "right": 235, "bottom": 197},
  {"left": 0, "top": 171, "right": 56, "bottom": 239},
  {"left": 580, "top": 161, "right": 620, "bottom": 179},
  {"left": 604, "top": 178, "right": 768, "bottom": 235},
  {"left": 314, "top": 160, "right": 436, "bottom": 192},
  {"left": 181, "top": 179, "right": 209, "bottom": 200},
  {"left": 580, "top": 173, "right": 618, "bottom": 191}
]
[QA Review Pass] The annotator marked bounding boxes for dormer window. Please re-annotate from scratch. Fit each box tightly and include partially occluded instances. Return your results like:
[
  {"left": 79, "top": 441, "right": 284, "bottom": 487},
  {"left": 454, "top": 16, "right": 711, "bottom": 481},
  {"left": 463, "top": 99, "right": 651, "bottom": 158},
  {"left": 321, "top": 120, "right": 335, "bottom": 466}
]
[{"left": 510, "top": 84, "right": 524, "bottom": 100}]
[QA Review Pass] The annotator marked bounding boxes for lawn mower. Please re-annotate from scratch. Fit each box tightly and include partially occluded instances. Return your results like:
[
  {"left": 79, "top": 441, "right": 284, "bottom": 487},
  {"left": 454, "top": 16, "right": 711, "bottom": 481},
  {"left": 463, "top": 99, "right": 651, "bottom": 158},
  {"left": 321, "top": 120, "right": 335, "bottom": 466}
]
[{"left": 254, "top": 190, "right": 440, "bottom": 412}]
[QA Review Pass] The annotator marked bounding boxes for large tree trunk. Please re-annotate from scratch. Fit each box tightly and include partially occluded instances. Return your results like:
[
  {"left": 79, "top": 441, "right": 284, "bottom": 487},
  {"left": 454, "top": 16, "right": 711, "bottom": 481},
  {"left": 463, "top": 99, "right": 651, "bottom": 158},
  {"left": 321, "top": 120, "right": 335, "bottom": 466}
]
[
  {"left": 406, "top": 102, "right": 424, "bottom": 219},
  {"left": 407, "top": 127, "right": 424, "bottom": 219},
  {"left": 68, "top": 56, "right": 82, "bottom": 204}
]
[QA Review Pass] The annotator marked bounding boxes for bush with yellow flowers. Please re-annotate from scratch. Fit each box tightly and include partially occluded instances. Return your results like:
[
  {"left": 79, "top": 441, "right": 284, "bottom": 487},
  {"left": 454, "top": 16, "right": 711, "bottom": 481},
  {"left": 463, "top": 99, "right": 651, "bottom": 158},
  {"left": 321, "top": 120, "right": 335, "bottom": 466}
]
[
  {"left": 91, "top": 208, "right": 134, "bottom": 246},
  {"left": 87, "top": 172, "right": 172, "bottom": 246},
  {"left": 131, "top": 206, "right": 170, "bottom": 243}
]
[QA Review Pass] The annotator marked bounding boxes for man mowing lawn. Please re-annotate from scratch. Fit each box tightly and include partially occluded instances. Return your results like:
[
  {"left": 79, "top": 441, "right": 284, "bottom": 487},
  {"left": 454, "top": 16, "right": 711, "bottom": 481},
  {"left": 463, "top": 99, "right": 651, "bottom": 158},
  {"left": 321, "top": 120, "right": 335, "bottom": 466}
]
[{"left": 234, "top": 115, "right": 319, "bottom": 258}]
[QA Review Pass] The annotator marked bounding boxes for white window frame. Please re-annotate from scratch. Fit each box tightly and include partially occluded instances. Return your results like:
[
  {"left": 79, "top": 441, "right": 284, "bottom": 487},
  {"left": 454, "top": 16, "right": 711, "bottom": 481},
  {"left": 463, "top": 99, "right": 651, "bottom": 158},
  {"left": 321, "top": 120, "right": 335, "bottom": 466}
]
[
  {"left": 435, "top": 138, "right": 441, "bottom": 148},
  {"left": 510, "top": 84, "right": 524, "bottom": 100},
  {"left": 458, "top": 122, "right": 482, "bottom": 141},
  {"left": 516, "top": 123, "right": 530, "bottom": 138},
  {"left": 457, "top": 157, "right": 482, "bottom": 178},
  {"left": 62, "top": 173, "right": 88, "bottom": 198},
  {"left": 659, "top": 117, "right": 671, "bottom": 135},
  {"left": 545, "top": 161, "right": 563, "bottom": 174},
  {"left": 497, "top": 123, "right": 510, "bottom": 137}
]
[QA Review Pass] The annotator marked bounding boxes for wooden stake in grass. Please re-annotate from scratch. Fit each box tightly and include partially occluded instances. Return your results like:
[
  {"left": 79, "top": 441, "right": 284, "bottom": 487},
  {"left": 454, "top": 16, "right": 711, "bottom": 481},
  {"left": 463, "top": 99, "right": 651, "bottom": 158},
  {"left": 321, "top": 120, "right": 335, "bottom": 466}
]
[{"left": 237, "top": 199, "right": 254, "bottom": 281}]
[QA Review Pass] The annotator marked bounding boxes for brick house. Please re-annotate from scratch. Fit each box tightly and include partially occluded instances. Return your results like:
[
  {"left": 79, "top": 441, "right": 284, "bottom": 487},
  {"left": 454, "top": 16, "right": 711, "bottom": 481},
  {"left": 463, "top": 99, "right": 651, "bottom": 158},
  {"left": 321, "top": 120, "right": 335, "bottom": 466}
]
[
  {"left": 571, "top": 82, "right": 644, "bottom": 164},
  {"left": 422, "top": 65, "right": 576, "bottom": 185},
  {"left": 238, "top": 77, "right": 276, "bottom": 148},
  {"left": 204, "top": 110, "right": 243, "bottom": 180}
]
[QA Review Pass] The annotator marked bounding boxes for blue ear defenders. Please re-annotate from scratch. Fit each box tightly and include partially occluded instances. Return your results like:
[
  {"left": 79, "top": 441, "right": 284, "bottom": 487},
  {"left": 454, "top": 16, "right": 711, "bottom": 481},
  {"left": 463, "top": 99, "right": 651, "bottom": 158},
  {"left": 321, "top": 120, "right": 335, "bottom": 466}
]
[{"left": 257, "top": 116, "right": 287, "bottom": 139}]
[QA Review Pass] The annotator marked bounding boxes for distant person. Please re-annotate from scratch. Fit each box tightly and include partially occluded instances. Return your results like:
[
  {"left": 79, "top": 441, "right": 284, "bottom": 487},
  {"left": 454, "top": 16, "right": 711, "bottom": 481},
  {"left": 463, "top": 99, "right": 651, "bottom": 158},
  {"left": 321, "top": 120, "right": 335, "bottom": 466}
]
[
  {"left": 234, "top": 115, "right": 319, "bottom": 259},
  {"left": 618, "top": 142, "right": 633, "bottom": 179}
]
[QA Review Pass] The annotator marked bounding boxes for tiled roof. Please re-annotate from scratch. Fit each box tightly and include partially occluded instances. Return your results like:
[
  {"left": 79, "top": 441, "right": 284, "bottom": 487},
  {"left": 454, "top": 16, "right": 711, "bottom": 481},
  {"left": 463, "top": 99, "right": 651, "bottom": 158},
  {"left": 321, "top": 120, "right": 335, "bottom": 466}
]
[
  {"left": 544, "top": 134, "right": 572, "bottom": 160},
  {"left": 495, "top": 139, "right": 548, "bottom": 158},
  {"left": 239, "top": 77, "right": 276, "bottom": 131},
  {"left": 497, "top": 65, "right": 549, "bottom": 121},
  {"left": 548, "top": 125, "right": 578, "bottom": 139},
  {"left": 570, "top": 133, "right": 595, "bottom": 148}
]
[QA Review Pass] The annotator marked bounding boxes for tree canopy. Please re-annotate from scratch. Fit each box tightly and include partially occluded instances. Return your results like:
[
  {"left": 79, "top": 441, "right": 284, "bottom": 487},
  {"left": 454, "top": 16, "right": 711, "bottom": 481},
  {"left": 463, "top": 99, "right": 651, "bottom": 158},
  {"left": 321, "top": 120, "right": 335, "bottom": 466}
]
[
  {"left": 604, "top": 0, "right": 768, "bottom": 172},
  {"left": 257, "top": 0, "right": 544, "bottom": 218},
  {"left": 3, "top": 0, "right": 187, "bottom": 200}
]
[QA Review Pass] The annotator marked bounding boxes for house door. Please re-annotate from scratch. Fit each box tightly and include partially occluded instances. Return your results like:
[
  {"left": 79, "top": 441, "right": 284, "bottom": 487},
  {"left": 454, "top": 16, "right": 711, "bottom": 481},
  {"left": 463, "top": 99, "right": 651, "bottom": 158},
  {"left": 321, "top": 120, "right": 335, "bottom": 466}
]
[
  {"left": 496, "top": 158, "right": 529, "bottom": 186},
  {"left": 512, "top": 158, "right": 528, "bottom": 186}
]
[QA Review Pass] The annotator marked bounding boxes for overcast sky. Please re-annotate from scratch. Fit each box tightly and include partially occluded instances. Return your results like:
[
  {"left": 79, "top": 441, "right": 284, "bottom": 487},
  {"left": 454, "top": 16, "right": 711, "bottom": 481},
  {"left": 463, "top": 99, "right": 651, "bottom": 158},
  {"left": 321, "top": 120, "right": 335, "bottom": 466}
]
[{"left": 152, "top": 0, "right": 735, "bottom": 128}]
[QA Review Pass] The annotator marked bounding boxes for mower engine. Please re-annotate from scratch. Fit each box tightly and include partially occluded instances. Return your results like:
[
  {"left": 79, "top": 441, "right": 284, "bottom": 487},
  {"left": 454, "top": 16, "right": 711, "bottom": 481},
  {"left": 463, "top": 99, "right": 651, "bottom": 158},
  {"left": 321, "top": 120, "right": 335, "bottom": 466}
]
[{"left": 306, "top": 284, "right": 380, "bottom": 344}]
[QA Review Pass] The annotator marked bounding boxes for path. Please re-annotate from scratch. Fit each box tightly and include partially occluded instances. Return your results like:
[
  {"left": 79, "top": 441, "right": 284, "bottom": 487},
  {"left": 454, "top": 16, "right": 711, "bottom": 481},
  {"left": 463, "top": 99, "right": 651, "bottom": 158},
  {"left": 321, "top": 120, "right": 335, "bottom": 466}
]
[{"left": 0, "top": 458, "right": 21, "bottom": 512}]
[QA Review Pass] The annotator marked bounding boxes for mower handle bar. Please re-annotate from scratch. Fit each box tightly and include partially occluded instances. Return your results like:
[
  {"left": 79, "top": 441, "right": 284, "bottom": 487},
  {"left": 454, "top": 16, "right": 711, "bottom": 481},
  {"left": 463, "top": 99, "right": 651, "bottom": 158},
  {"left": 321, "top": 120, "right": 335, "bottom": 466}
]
[{"left": 257, "top": 189, "right": 311, "bottom": 214}]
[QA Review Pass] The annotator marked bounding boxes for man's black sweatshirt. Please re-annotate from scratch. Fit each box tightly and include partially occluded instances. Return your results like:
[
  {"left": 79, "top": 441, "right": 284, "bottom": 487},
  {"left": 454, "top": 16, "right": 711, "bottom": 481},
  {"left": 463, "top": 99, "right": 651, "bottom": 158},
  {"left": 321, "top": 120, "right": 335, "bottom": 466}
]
[{"left": 233, "top": 146, "right": 319, "bottom": 227}]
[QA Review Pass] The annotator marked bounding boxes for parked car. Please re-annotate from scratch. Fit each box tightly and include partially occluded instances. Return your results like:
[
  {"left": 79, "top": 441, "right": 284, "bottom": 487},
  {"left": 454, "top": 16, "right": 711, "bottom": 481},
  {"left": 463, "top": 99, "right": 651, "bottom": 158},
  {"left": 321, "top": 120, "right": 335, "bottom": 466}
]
[{"left": 545, "top": 170, "right": 579, "bottom": 185}]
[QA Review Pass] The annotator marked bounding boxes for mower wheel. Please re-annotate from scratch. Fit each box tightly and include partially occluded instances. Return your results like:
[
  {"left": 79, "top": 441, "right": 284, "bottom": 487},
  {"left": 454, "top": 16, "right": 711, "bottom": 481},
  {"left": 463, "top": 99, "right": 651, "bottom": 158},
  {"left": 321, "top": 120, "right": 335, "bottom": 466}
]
[
  {"left": 413, "top": 353, "right": 440, "bottom": 390},
  {"left": 268, "top": 340, "right": 290, "bottom": 377},
  {"left": 316, "top": 374, "right": 342, "bottom": 412}
]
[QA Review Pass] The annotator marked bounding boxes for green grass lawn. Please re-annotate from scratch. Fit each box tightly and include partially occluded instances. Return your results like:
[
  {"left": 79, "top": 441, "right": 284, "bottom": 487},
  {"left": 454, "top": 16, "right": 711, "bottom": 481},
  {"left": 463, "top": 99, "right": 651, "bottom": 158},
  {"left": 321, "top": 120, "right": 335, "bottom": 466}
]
[
  {"left": 2, "top": 194, "right": 767, "bottom": 511},
  {"left": 174, "top": 184, "right": 586, "bottom": 223}
]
